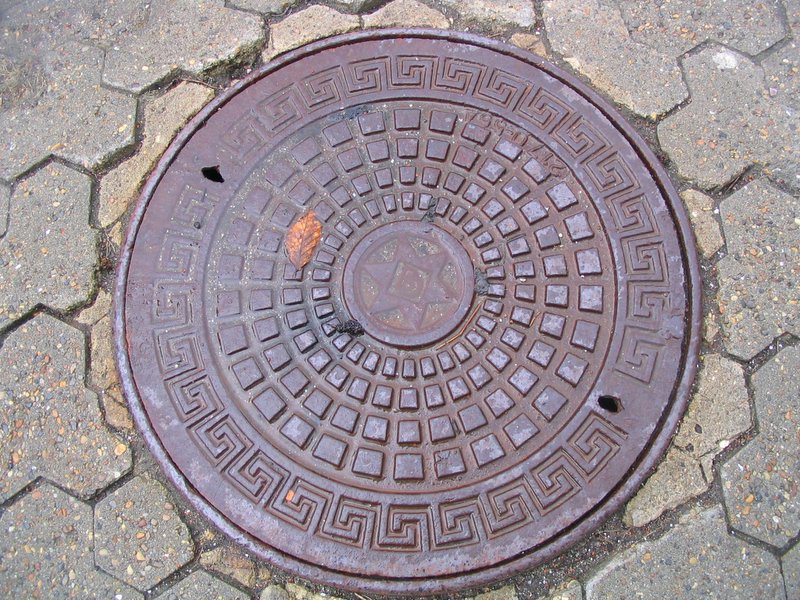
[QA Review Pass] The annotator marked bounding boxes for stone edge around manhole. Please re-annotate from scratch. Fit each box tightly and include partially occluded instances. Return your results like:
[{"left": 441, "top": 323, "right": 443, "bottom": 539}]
[{"left": 113, "top": 28, "right": 703, "bottom": 597}]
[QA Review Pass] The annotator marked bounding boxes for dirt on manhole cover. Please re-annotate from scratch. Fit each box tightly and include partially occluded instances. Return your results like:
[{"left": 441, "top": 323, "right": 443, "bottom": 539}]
[{"left": 116, "top": 30, "right": 701, "bottom": 595}]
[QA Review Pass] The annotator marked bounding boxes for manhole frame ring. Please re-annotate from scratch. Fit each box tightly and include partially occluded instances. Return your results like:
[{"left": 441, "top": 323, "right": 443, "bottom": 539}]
[{"left": 114, "top": 28, "right": 702, "bottom": 596}]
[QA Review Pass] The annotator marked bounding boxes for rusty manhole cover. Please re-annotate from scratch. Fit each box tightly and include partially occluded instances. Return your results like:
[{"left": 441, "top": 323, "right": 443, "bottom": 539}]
[{"left": 116, "top": 30, "right": 701, "bottom": 595}]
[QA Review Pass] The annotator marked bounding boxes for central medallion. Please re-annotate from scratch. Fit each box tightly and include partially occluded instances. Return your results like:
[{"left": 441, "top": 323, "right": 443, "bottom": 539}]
[{"left": 343, "top": 221, "right": 475, "bottom": 348}]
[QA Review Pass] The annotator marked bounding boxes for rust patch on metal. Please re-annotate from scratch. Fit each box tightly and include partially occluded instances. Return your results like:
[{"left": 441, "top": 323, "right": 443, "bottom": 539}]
[{"left": 115, "top": 30, "right": 701, "bottom": 595}]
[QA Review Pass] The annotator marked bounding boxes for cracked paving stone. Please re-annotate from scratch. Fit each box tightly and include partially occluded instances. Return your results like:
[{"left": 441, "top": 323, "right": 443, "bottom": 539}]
[
  {"left": 543, "top": 0, "right": 686, "bottom": 118},
  {"left": 0, "top": 314, "right": 131, "bottom": 502},
  {"left": 199, "top": 545, "right": 270, "bottom": 588},
  {"left": 264, "top": 5, "right": 360, "bottom": 61},
  {"left": 586, "top": 505, "right": 785, "bottom": 599},
  {"left": 102, "top": 0, "right": 264, "bottom": 94},
  {"left": 155, "top": 570, "right": 248, "bottom": 600},
  {"left": 0, "top": 483, "right": 141, "bottom": 599},
  {"left": 77, "top": 290, "right": 133, "bottom": 430},
  {"left": 784, "top": 541, "right": 800, "bottom": 600},
  {"left": 0, "top": 39, "right": 135, "bottom": 180},
  {"left": 673, "top": 353, "right": 752, "bottom": 472},
  {"left": 99, "top": 82, "right": 215, "bottom": 228},
  {"left": 439, "top": 0, "right": 535, "bottom": 32},
  {"left": 509, "top": 32, "right": 549, "bottom": 58},
  {"left": 617, "top": 0, "right": 786, "bottom": 58},
  {"left": 227, "top": 0, "right": 301, "bottom": 15},
  {"left": 722, "top": 346, "right": 800, "bottom": 548},
  {"left": 0, "top": 164, "right": 97, "bottom": 329},
  {"left": 624, "top": 448, "right": 707, "bottom": 528},
  {"left": 363, "top": 0, "right": 451, "bottom": 29},
  {"left": 625, "top": 354, "right": 751, "bottom": 527},
  {"left": 716, "top": 180, "right": 799, "bottom": 360},
  {"left": 681, "top": 189, "right": 724, "bottom": 259},
  {"left": 658, "top": 45, "right": 797, "bottom": 189},
  {"left": 94, "top": 474, "right": 195, "bottom": 591}
]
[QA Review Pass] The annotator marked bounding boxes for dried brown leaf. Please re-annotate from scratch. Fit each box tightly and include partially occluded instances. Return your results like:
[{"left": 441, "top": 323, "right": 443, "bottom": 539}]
[{"left": 285, "top": 210, "right": 322, "bottom": 270}]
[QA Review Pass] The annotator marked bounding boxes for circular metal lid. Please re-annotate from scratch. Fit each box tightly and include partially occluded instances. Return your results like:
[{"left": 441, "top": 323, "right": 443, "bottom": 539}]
[{"left": 116, "top": 30, "right": 701, "bottom": 595}]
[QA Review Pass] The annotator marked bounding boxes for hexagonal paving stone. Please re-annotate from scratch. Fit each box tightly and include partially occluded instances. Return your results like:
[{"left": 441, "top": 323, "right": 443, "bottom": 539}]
[
  {"left": 95, "top": 475, "right": 195, "bottom": 591},
  {"left": 155, "top": 570, "right": 248, "bottom": 600},
  {"left": 722, "top": 346, "right": 800, "bottom": 548},
  {"left": 99, "top": 82, "right": 215, "bottom": 228},
  {"left": 0, "top": 7, "right": 136, "bottom": 179},
  {"left": 716, "top": 180, "right": 799, "bottom": 360},
  {"left": 617, "top": 0, "right": 786, "bottom": 57},
  {"left": 440, "top": 0, "right": 534, "bottom": 31},
  {"left": 784, "top": 541, "right": 800, "bottom": 600},
  {"left": 0, "top": 164, "right": 97, "bottom": 330},
  {"left": 658, "top": 43, "right": 800, "bottom": 189},
  {"left": 585, "top": 505, "right": 785, "bottom": 599},
  {"left": 102, "top": 0, "right": 264, "bottom": 93},
  {"left": 543, "top": 0, "right": 686, "bottom": 118},
  {"left": 624, "top": 353, "right": 752, "bottom": 527},
  {"left": 0, "top": 314, "right": 131, "bottom": 502},
  {"left": 0, "top": 483, "right": 140, "bottom": 599}
]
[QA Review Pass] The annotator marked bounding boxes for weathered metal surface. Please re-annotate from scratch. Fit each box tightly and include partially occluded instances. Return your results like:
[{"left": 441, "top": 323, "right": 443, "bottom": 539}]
[{"left": 115, "top": 30, "right": 701, "bottom": 595}]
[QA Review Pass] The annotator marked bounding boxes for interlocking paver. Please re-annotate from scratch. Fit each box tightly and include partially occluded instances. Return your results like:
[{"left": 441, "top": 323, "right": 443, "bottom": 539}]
[
  {"left": 722, "top": 346, "right": 800, "bottom": 548},
  {"left": 99, "top": 82, "right": 215, "bottom": 228},
  {"left": 673, "top": 354, "right": 752, "bottom": 467},
  {"left": 0, "top": 483, "right": 141, "bottom": 599},
  {"left": 586, "top": 505, "right": 785, "bottom": 599},
  {"left": 0, "top": 164, "right": 97, "bottom": 329},
  {"left": 623, "top": 448, "right": 707, "bottom": 528},
  {"left": 441, "top": 0, "right": 535, "bottom": 32},
  {"left": 543, "top": 0, "right": 686, "bottom": 118},
  {"left": 155, "top": 570, "right": 248, "bottom": 600},
  {"left": 617, "top": 0, "right": 786, "bottom": 57},
  {"left": 784, "top": 541, "right": 800, "bottom": 600},
  {"left": 624, "top": 353, "right": 751, "bottom": 526},
  {"left": 102, "top": 0, "right": 264, "bottom": 94},
  {"left": 0, "top": 39, "right": 135, "bottom": 181},
  {"left": 658, "top": 44, "right": 799, "bottom": 188},
  {"left": 716, "top": 180, "right": 799, "bottom": 360},
  {"left": 264, "top": 5, "right": 360, "bottom": 60},
  {"left": 0, "top": 314, "right": 131, "bottom": 502},
  {"left": 681, "top": 189, "right": 724, "bottom": 259},
  {"left": 363, "top": 0, "right": 451, "bottom": 29},
  {"left": 199, "top": 545, "right": 270, "bottom": 588},
  {"left": 95, "top": 475, "right": 195, "bottom": 591}
]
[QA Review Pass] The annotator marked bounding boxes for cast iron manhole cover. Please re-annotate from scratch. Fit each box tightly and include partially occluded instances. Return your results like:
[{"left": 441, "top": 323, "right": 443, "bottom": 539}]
[{"left": 116, "top": 30, "right": 701, "bottom": 595}]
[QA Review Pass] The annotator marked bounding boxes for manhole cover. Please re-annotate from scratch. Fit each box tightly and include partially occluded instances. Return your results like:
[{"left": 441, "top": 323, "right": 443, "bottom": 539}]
[{"left": 116, "top": 30, "right": 701, "bottom": 595}]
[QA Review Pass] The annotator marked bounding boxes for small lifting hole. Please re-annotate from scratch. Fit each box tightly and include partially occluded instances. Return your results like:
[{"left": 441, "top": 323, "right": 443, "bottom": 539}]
[
  {"left": 598, "top": 395, "right": 622, "bottom": 413},
  {"left": 201, "top": 166, "right": 224, "bottom": 183}
]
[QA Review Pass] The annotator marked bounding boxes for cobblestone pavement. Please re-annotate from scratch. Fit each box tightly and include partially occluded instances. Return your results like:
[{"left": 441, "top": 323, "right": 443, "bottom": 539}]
[{"left": 0, "top": 1, "right": 797, "bottom": 598}]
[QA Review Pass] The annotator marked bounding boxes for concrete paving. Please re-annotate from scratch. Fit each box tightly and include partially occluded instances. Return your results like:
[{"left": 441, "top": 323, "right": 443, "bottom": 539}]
[{"left": 0, "top": 0, "right": 797, "bottom": 598}]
